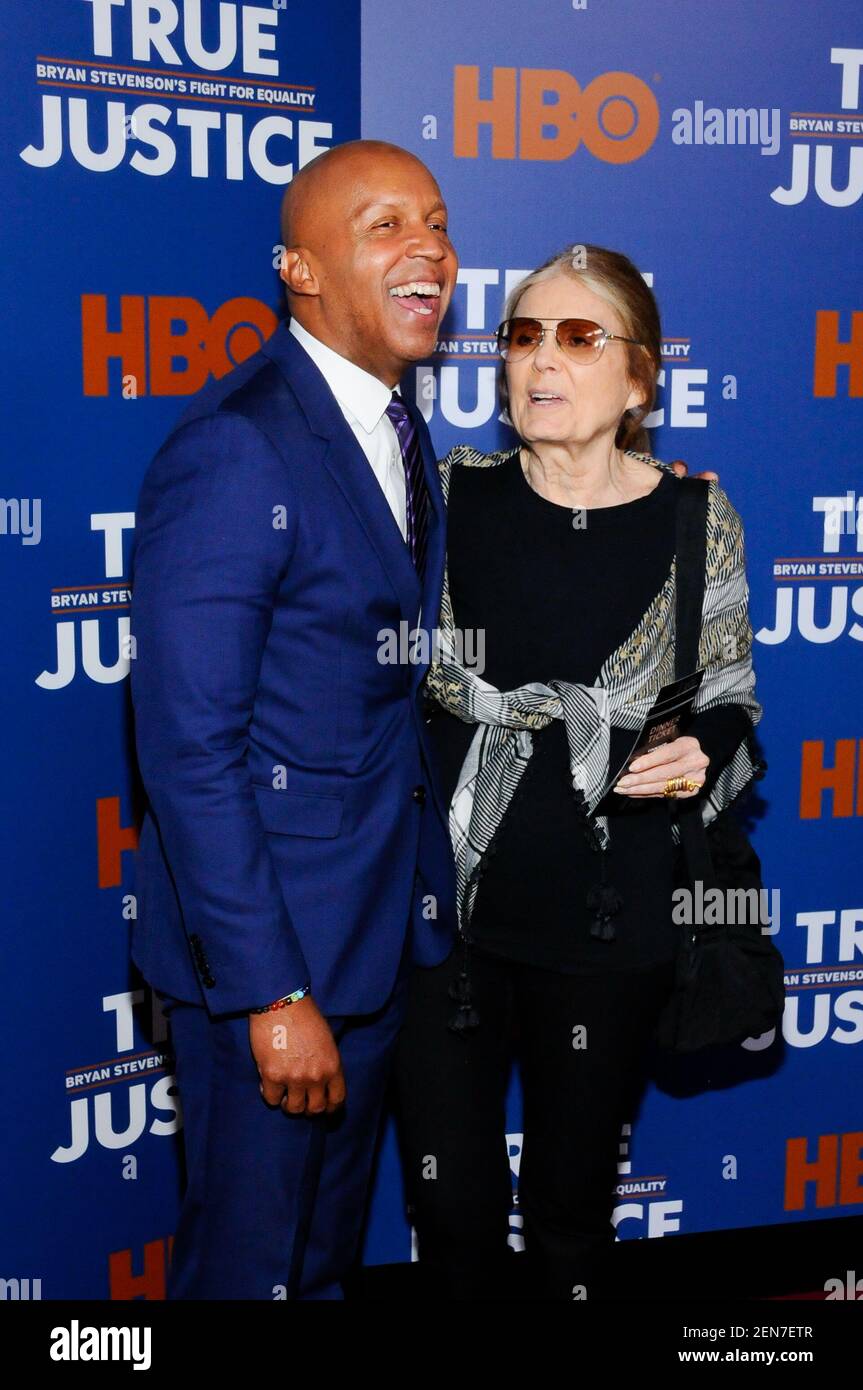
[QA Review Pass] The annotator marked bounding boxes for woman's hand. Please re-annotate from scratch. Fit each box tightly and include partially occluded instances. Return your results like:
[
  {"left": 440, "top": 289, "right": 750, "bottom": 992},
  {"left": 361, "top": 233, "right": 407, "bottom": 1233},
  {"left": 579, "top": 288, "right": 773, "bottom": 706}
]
[{"left": 613, "top": 735, "right": 708, "bottom": 798}]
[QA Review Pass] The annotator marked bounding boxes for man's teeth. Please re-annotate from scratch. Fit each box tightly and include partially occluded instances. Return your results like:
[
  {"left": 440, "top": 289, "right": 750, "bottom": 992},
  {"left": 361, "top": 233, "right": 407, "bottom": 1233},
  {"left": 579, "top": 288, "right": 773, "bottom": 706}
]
[
  {"left": 531, "top": 392, "right": 562, "bottom": 400},
  {"left": 389, "top": 282, "right": 441, "bottom": 297}
]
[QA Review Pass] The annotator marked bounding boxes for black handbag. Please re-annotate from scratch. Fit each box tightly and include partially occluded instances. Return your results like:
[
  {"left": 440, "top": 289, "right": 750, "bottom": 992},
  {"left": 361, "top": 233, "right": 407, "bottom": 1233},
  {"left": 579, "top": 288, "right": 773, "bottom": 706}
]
[{"left": 653, "top": 477, "right": 785, "bottom": 1053}]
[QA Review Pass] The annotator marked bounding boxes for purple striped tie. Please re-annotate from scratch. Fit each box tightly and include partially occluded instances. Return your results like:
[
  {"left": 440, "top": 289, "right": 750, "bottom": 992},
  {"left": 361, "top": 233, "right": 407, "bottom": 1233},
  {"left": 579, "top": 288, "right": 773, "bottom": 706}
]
[{"left": 385, "top": 391, "right": 429, "bottom": 581}]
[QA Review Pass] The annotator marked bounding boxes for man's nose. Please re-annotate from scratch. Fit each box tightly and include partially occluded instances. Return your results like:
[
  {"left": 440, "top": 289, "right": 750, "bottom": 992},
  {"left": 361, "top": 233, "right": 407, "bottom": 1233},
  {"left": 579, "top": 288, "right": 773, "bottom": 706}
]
[{"left": 404, "top": 222, "right": 447, "bottom": 260}]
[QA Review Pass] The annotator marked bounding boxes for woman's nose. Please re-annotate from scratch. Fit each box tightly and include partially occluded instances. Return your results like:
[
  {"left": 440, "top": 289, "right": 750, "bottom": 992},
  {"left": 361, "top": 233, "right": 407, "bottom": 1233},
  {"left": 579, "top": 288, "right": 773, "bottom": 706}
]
[{"left": 532, "top": 330, "right": 562, "bottom": 369}]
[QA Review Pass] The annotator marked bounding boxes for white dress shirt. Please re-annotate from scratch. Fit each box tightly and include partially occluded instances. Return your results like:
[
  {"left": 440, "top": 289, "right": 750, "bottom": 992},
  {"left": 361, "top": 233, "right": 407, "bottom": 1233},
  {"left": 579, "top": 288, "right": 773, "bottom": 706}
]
[{"left": 288, "top": 317, "right": 407, "bottom": 540}]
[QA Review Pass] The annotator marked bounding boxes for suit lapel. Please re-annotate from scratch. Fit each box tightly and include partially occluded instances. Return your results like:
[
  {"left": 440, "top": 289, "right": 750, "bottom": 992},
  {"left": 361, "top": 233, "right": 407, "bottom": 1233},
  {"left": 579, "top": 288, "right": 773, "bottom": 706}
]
[
  {"left": 407, "top": 397, "right": 453, "bottom": 825},
  {"left": 407, "top": 397, "right": 446, "bottom": 691},
  {"left": 262, "top": 324, "right": 422, "bottom": 627},
  {"left": 259, "top": 326, "right": 451, "bottom": 820}
]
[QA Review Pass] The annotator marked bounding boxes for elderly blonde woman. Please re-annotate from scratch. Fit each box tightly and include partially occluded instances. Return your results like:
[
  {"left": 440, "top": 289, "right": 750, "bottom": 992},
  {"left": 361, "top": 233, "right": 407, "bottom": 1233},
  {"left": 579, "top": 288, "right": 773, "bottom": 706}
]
[{"left": 394, "top": 245, "right": 763, "bottom": 1301}]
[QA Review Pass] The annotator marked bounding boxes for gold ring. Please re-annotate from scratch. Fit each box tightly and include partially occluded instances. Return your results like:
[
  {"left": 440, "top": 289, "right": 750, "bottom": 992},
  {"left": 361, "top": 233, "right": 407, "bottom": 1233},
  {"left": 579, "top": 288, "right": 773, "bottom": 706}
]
[{"left": 663, "top": 777, "right": 701, "bottom": 797}]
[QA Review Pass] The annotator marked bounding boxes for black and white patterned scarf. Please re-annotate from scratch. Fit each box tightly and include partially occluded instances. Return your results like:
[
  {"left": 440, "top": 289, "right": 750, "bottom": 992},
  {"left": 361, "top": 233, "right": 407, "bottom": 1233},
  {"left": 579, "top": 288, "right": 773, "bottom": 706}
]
[{"left": 425, "top": 445, "right": 764, "bottom": 934}]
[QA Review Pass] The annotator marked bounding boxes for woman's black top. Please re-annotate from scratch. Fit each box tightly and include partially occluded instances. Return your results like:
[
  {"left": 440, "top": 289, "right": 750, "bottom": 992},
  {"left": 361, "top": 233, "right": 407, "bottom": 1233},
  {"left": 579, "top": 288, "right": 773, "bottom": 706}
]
[{"left": 428, "top": 448, "right": 751, "bottom": 974}]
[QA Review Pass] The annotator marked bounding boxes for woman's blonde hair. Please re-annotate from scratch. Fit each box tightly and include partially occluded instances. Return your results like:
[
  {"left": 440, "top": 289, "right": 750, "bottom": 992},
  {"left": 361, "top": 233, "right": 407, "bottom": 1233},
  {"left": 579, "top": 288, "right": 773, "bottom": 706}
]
[{"left": 498, "top": 244, "right": 662, "bottom": 453}]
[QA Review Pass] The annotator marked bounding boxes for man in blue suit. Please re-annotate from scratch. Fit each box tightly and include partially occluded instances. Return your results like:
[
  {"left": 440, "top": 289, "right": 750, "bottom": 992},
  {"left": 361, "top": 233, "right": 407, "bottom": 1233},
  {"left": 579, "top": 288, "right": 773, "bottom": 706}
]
[{"left": 130, "top": 139, "right": 459, "bottom": 1299}]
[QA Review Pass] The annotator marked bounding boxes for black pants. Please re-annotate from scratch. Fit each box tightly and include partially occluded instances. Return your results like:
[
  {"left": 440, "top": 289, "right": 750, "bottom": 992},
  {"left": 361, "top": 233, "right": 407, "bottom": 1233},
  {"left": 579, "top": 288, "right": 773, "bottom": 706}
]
[{"left": 393, "top": 942, "right": 675, "bottom": 1301}]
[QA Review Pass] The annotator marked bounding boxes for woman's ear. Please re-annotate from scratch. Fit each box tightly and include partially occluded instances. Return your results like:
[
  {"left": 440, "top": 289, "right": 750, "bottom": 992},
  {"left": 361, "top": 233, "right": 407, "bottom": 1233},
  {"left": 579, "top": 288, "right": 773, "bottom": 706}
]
[{"left": 624, "top": 346, "right": 656, "bottom": 414}]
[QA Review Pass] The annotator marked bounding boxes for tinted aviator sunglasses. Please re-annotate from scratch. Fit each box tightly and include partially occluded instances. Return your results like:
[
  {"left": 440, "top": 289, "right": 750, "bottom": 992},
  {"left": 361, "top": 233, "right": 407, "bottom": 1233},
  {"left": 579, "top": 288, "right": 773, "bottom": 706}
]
[{"left": 496, "top": 316, "right": 644, "bottom": 365}]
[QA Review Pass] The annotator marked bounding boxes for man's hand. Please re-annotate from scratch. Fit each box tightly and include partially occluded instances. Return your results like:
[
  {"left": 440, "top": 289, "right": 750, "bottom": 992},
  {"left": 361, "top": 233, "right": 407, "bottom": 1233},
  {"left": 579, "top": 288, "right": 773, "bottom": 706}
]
[
  {"left": 613, "top": 735, "right": 708, "bottom": 798},
  {"left": 669, "top": 458, "right": 719, "bottom": 482},
  {"left": 249, "top": 996, "right": 345, "bottom": 1116}
]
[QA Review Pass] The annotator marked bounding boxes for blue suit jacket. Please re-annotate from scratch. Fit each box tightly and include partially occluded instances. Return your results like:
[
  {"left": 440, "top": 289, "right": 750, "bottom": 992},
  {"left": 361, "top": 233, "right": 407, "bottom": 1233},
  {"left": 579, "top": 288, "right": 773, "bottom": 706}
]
[{"left": 130, "top": 321, "right": 456, "bottom": 1018}]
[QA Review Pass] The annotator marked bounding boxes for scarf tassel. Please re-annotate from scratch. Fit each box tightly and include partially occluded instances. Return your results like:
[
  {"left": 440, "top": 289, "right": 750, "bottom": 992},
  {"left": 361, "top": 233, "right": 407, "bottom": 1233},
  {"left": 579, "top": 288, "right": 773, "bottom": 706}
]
[
  {"left": 586, "top": 849, "right": 623, "bottom": 941},
  {"left": 447, "top": 938, "right": 480, "bottom": 1035},
  {"left": 573, "top": 786, "right": 623, "bottom": 941}
]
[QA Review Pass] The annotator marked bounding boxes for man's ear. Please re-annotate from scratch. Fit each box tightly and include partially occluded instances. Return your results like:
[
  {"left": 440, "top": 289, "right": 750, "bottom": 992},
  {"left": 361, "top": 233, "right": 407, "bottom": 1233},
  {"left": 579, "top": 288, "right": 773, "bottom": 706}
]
[{"left": 280, "top": 248, "right": 319, "bottom": 297}]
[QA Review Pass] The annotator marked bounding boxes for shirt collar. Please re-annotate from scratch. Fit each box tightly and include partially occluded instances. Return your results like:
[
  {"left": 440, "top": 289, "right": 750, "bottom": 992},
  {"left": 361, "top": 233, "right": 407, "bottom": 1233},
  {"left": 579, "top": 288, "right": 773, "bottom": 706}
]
[{"left": 288, "top": 317, "right": 400, "bottom": 434}]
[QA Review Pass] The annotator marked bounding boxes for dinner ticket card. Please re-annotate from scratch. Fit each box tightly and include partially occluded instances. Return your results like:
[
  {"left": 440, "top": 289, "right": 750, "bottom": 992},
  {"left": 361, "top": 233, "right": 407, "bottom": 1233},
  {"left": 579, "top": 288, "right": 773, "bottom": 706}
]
[{"left": 594, "top": 669, "right": 706, "bottom": 805}]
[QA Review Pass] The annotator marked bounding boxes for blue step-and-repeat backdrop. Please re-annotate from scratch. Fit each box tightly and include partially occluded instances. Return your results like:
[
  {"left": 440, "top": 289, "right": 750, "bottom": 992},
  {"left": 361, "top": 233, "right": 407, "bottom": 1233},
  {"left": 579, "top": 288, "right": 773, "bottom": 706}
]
[{"left": 1, "top": 0, "right": 861, "bottom": 1296}]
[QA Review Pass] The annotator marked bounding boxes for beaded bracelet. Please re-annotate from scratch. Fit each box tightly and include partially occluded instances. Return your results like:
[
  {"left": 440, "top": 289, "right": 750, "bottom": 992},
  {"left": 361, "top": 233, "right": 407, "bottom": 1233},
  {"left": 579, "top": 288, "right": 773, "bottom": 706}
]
[{"left": 251, "top": 982, "right": 311, "bottom": 1014}]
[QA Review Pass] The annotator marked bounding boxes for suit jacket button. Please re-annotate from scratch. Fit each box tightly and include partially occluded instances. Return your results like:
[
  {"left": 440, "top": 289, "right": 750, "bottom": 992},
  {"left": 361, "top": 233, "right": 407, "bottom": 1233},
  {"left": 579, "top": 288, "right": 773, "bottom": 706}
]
[{"left": 412, "top": 785, "right": 427, "bottom": 806}]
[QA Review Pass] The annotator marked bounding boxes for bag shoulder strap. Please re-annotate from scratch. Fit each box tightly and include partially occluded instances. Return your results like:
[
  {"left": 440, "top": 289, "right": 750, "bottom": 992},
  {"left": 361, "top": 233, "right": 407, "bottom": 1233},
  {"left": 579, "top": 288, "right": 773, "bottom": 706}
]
[
  {"left": 673, "top": 476, "right": 710, "bottom": 679},
  {"left": 671, "top": 477, "right": 715, "bottom": 878}
]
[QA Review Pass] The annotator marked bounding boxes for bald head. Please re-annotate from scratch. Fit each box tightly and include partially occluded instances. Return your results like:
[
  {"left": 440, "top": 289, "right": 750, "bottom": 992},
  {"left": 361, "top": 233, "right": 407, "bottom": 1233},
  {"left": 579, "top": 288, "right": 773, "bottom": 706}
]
[
  {"left": 276, "top": 138, "right": 457, "bottom": 386},
  {"left": 280, "top": 140, "right": 434, "bottom": 253}
]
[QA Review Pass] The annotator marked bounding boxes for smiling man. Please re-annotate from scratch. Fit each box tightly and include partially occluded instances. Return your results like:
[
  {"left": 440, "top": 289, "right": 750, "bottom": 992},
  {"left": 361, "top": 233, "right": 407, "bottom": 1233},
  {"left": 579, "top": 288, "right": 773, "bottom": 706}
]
[{"left": 130, "top": 140, "right": 459, "bottom": 1300}]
